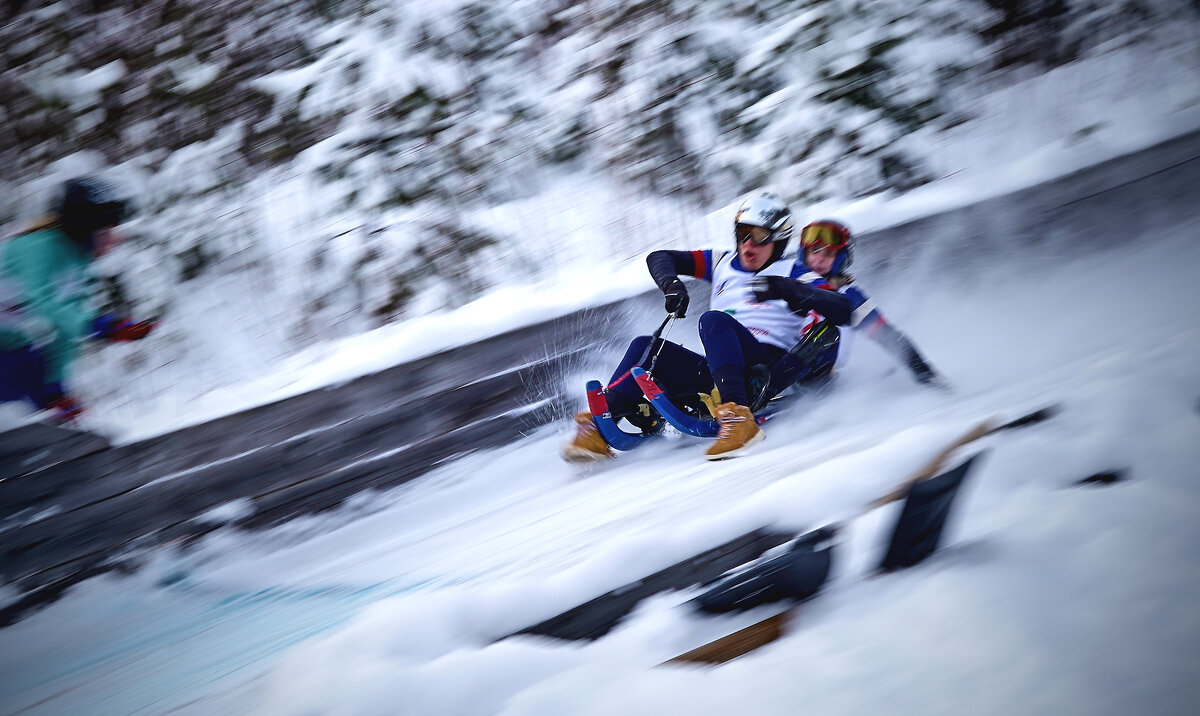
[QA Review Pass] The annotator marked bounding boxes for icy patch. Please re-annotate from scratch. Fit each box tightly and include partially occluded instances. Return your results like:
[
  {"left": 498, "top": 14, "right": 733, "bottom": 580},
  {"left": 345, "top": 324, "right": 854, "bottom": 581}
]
[{"left": 194, "top": 499, "right": 255, "bottom": 525}]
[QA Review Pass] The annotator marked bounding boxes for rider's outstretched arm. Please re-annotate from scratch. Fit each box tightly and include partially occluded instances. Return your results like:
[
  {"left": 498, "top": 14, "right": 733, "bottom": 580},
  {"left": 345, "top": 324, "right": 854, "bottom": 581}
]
[
  {"left": 860, "top": 315, "right": 942, "bottom": 385},
  {"left": 823, "top": 284, "right": 943, "bottom": 386},
  {"left": 750, "top": 276, "right": 853, "bottom": 324}
]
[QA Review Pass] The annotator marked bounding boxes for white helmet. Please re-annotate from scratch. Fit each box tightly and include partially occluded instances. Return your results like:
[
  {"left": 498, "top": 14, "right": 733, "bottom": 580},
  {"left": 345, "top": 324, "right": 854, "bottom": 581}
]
[{"left": 734, "top": 192, "right": 794, "bottom": 265}]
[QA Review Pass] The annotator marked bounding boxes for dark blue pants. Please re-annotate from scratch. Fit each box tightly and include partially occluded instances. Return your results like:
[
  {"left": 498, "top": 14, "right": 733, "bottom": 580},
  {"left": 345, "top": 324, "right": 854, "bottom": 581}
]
[
  {"left": 0, "top": 345, "right": 59, "bottom": 408},
  {"left": 699, "top": 310, "right": 795, "bottom": 408},
  {"left": 605, "top": 310, "right": 811, "bottom": 418},
  {"left": 606, "top": 333, "right": 711, "bottom": 419}
]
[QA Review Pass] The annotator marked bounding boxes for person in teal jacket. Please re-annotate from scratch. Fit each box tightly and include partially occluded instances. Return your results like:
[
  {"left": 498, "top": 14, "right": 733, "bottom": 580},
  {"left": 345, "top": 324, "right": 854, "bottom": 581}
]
[{"left": 1, "top": 177, "right": 155, "bottom": 423}]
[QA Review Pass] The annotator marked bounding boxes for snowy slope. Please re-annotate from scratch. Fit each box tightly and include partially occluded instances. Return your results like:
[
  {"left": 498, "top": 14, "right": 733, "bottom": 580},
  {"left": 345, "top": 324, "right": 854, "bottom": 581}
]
[
  {"left": 1, "top": 220, "right": 1197, "bottom": 715},
  {"left": 1, "top": 6, "right": 1198, "bottom": 713},
  {"left": 226, "top": 228, "right": 1200, "bottom": 716}
]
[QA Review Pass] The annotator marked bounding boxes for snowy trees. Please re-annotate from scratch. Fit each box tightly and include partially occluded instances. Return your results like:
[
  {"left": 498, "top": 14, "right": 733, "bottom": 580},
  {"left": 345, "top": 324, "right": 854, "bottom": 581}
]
[{"left": 1, "top": 0, "right": 1194, "bottom": 352}]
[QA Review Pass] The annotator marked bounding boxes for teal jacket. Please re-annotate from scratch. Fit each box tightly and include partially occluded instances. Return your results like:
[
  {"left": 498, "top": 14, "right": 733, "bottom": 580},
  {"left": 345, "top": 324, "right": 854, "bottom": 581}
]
[{"left": 0, "top": 227, "right": 97, "bottom": 383}]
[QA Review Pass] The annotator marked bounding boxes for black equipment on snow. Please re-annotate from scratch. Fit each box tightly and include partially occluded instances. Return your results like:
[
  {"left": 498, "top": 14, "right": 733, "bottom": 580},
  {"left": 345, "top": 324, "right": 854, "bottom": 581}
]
[
  {"left": 879, "top": 454, "right": 978, "bottom": 572},
  {"left": 692, "top": 526, "right": 836, "bottom": 613}
]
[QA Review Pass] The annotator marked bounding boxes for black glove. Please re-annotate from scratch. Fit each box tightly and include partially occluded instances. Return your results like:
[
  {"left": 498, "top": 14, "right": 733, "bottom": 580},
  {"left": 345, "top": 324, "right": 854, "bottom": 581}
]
[
  {"left": 752, "top": 276, "right": 854, "bottom": 323},
  {"left": 663, "top": 279, "right": 689, "bottom": 318},
  {"left": 906, "top": 351, "right": 933, "bottom": 381},
  {"left": 907, "top": 351, "right": 949, "bottom": 389},
  {"left": 750, "top": 276, "right": 787, "bottom": 303},
  {"left": 751, "top": 276, "right": 809, "bottom": 316}
]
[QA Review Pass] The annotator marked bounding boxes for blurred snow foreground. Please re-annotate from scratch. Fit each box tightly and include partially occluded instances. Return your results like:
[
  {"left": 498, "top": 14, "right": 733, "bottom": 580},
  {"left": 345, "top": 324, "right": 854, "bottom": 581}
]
[
  {"left": 1, "top": 7, "right": 1200, "bottom": 711},
  {"left": 0, "top": 0, "right": 1197, "bottom": 435},
  {"left": 198, "top": 222, "right": 1200, "bottom": 715},
  {"left": 2, "top": 128, "right": 1200, "bottom": 714}
]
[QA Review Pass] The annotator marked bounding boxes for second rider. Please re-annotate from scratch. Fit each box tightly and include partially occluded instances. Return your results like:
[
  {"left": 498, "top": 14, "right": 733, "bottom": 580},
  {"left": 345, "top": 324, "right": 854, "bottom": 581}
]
[{"left": 562, "top": 193, "right": 942, "bottom": 463}]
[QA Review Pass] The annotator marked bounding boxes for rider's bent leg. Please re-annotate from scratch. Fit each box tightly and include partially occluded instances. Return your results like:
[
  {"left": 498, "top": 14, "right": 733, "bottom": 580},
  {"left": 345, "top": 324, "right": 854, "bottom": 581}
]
[
  {"left": 697, "top": 310, "right": 786, "bottom": 408},
  {"left": 603, "top": 335, "right": 711, "bottom": 426},
  {"left": 790, "top": 321, "right": 841, "bottom": 380}
]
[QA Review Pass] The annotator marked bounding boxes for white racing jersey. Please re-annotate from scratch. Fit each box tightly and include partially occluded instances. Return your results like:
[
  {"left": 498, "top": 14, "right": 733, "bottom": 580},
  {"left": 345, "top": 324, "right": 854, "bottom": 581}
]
[
  {"left": 687, "top": 249, "right": 887, "bottom": 352},
  {"left": 698, "top": 249, "right": 812, "bottom": 351}
]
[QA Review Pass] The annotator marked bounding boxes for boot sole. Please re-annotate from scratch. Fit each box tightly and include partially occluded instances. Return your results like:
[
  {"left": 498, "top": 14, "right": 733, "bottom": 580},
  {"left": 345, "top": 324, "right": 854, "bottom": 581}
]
[
  {"left": 561, "top": 446, "right": 615, "bottom": 463},
  {"left": 705, "top": 428, "right": 765, "bottom": 461}
]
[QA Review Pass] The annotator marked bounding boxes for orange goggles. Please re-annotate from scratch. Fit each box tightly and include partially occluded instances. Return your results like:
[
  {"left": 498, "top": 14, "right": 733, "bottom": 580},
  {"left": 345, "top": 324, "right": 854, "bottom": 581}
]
[
  {"left": 735, "top": 224, "right": 774, "bottom": 245},
  {"left": 800, "top": 222, "right": 848, "bottom": 251}
]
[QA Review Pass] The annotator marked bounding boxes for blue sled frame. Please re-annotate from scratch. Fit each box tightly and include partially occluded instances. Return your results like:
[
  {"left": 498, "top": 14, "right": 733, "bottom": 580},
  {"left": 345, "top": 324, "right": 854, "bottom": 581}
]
[
  {"left": 586, "top": 380, "right": 655, "bottom": 451},
  {"left": 585, "top": 369, "right": 790, "bottom": 450}
]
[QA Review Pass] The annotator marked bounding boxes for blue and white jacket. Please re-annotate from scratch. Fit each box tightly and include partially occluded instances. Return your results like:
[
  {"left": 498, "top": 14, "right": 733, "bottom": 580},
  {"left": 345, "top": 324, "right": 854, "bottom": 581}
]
[{"left": 647, "top": 249, "right": 937, "bottom": 381}]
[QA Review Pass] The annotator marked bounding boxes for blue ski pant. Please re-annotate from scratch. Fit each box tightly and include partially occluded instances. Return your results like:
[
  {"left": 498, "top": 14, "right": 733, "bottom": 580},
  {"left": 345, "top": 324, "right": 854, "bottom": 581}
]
[
  {"left": 0, "top": 344, "right": 60, "bottom": 408},
  {"left": 604, "top": 310, "right": 821, "bottom": 417}
]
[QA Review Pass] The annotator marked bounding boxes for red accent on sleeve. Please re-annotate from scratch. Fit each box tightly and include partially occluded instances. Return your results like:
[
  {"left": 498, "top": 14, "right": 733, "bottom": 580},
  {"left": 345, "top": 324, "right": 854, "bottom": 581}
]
[
  {"left": 690, "top": 250, "right": 708, "bottom": 280},
  {"left": 863, "top": 314, "right": 888, "bottom": 337},
  {"left": 800, "top": 314, "right": 823, "bottom": 336}
]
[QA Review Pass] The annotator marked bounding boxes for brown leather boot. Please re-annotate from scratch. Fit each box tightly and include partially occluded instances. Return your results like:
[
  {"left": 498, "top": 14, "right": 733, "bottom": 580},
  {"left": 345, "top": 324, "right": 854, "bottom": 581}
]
[
  {"left": 561, "top": 411, "right": 615, "bottom": 462},
  {"left": 705, "top": 402, "right": 763, "bottom": 460}
]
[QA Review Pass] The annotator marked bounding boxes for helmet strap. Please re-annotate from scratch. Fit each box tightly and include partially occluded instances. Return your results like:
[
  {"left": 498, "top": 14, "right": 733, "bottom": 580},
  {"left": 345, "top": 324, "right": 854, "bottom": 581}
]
[
  {"left": 827, "top": 274, "right": 853, "bottom": 289},
  {"left": 829, "top": 249, "right": 848, "bottom": 276}
]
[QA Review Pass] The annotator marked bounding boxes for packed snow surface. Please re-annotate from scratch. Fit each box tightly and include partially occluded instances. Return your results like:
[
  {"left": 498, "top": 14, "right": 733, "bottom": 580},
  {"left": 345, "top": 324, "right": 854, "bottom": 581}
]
[
  {"left": 1, "top": 23, "right": 1199, "bottom": 716},
  {"left": 1, "top": 210, "right": 1198, "bottom": 715}
]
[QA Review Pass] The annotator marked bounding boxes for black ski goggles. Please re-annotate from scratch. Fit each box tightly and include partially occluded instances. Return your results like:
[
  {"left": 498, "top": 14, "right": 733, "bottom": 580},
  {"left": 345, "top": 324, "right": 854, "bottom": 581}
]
[
  {"left": 735, "top": 223, "right": 774, "bottom": 245},
  {"left": 800, "top": 222, "right": 849, "bottom": 251}
]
